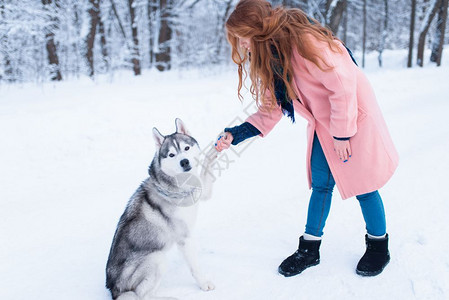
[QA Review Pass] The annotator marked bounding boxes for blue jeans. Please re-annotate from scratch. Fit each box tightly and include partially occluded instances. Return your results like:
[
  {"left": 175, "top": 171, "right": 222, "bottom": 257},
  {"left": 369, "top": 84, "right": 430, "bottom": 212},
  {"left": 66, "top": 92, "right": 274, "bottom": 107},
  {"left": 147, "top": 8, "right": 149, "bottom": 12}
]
[{"left": 305, "top": 134, "right": 386, "bottom": 237}]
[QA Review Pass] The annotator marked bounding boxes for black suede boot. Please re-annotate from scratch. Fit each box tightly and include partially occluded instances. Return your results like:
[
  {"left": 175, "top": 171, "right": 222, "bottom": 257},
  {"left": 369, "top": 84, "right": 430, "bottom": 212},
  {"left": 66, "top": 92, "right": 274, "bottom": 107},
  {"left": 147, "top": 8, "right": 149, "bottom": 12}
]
[
  {"left": 278, "top": 236, "right": 321, "bottom": 277},
  {"left": 356, "top": 234, "right": 390, "bottom": 276}
]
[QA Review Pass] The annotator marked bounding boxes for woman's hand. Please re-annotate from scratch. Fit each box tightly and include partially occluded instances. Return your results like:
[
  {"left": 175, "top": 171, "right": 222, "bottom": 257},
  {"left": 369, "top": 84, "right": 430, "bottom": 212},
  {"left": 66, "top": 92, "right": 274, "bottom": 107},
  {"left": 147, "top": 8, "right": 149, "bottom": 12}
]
[
  {"left": 215, "top": 132, "right": 233, "bottom": 152},
  {"left": 333, "top": 139, "right": 352, "bottom": 162}
]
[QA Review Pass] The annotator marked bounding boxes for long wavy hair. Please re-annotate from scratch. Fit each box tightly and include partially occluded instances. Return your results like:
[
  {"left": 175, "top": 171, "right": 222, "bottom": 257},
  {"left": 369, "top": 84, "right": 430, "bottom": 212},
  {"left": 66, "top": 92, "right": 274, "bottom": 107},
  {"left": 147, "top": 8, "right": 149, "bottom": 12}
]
[{"left": 226, "top": 0, "right": 341, "bottom": 108}]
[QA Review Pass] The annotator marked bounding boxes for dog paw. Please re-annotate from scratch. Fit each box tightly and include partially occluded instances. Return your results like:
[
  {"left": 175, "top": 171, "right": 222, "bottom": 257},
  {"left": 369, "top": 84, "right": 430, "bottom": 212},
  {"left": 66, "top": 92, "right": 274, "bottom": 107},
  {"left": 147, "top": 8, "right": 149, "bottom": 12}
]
[
  {"left": 204, "top": 147, "right": 219, "bottom": 163},
  {"left": 199, "top": 280, "right": 215, "bottom": 291}
]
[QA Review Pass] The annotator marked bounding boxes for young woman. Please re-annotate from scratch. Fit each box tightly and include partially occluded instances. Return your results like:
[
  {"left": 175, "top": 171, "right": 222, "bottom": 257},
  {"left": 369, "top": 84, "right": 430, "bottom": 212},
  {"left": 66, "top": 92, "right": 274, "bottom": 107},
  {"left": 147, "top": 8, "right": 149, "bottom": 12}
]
[{"left": 215, "top": 0, "right": 399, "bottom": 277}]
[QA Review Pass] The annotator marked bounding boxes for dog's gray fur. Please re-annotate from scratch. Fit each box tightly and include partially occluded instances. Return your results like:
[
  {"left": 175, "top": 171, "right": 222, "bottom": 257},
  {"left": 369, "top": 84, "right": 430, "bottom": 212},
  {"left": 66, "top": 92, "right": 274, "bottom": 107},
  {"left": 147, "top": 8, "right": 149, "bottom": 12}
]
[{"left": 106, "top": 118, "right": 217, "bottom": 300}]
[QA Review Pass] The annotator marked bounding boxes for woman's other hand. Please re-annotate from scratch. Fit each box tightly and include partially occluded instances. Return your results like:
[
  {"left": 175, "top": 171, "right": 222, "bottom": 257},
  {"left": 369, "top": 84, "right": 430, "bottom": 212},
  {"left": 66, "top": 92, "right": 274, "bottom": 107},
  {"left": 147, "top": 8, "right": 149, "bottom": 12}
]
[
  {"left": 215, "top": 132, "right": 233, "bottom": 152},
  {"left": 333, "top": 139, "right": 352, "bottom": 162}
]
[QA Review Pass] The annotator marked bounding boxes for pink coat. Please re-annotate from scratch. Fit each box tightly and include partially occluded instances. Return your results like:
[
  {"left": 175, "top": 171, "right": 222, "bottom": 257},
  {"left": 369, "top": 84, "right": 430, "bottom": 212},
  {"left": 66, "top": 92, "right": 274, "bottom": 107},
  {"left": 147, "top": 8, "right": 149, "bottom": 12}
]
[{"left": 246, "top": 37, "right": 399, "bottom": 200}]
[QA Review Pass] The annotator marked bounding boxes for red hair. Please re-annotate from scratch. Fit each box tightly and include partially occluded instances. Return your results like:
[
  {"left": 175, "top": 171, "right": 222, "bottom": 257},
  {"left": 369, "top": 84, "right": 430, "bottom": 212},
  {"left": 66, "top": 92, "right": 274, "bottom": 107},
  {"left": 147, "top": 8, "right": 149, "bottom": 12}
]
[{"left": 226, "top": 0, "right": 341, "bottom": 108}]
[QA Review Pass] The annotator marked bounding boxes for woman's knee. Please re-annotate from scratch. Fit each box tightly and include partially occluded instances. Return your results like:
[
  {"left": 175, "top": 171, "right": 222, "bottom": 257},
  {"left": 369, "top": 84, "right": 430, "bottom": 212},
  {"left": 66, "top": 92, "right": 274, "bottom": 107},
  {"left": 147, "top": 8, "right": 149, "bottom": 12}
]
[
  {"left": 311, "top": 172, "right": 335, "bottom": 193},
  {"left": 311, "top": 183, "right": 334, "bottom": 194},
  {"left": 356, "top": 190, "right": 380, "bottom": 202}
]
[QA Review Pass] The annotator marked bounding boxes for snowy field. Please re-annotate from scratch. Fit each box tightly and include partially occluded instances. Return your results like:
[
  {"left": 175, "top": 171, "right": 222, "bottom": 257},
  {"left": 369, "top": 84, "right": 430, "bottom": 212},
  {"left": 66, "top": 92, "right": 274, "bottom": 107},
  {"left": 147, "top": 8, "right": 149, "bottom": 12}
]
[{"left": 1, "top": 49, "right": 449, "bottom": 300}]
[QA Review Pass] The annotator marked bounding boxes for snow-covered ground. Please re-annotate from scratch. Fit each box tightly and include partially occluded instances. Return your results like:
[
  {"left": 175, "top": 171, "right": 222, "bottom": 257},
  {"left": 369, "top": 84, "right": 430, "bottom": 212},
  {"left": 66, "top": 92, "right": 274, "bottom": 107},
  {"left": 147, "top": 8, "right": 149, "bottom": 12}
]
[{"left": 1, "top": 50, "right": 449, "bottom": 300}]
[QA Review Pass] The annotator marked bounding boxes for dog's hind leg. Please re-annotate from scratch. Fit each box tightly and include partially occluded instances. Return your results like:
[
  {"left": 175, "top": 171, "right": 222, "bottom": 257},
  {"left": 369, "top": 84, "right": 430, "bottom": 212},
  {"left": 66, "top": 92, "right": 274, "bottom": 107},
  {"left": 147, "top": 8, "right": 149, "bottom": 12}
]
[
  {"left": 118, "top": 291, "right": 176, "bottom": 300},
  {"left": 135, "top": 277, "right": 178, "bottom": 300},
  {"left": 133, "top": 252, "right": 179, "bottom": 300},
  {"left": 116, "top": 291, "right": 139, "bottom": 300}
]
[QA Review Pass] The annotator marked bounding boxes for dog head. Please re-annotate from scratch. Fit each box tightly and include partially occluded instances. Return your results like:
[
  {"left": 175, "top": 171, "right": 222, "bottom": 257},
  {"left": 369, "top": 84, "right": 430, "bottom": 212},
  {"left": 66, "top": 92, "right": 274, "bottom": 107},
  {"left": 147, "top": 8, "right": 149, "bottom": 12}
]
[{"left": 152, "top": 118, "right": 200, "bottom": 177}]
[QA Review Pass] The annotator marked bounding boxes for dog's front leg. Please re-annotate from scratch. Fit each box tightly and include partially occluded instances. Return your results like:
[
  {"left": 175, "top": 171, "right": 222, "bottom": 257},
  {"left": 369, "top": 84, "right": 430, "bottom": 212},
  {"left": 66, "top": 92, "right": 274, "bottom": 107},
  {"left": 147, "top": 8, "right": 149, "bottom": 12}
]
[
  {"left": 199, "top": 146, "right": 219, "bottom": 201},
  {"left": 178, "top": 238, "right": 215, "bottom": 291}
]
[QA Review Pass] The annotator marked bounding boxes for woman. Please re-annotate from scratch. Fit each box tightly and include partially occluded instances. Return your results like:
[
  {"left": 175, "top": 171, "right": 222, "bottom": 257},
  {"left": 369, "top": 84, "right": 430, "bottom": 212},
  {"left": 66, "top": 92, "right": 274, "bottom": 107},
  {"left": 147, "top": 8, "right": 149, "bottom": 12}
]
[{"left": 215, "top": 0, "right": 399, "bottom": 277}]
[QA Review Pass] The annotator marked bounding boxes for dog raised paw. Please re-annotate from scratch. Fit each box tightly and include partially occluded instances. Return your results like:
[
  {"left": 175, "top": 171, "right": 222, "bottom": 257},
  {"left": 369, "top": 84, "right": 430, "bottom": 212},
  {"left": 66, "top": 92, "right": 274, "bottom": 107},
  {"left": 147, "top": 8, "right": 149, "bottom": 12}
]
[{"left": 203, "top": 147, "right": 219, "bottom": 165}]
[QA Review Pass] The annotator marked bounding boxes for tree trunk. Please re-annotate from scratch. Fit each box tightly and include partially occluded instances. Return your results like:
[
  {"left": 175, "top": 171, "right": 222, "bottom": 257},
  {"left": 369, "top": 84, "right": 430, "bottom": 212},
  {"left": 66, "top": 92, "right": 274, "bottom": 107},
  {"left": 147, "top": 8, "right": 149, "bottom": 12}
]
[
  {"left": 214, "top": 0, "right": 234, "bottom": 63},
  {"left": 430, "top": 0, "right": 448, "bottom": 65},
  {"left": 110, "top": 0, "right": 128, "bottom": 41},
  {"left": 362, "top": 0, "right": 366, "bottom": 68},
  {"left": 73, "top": 2, "right": 82, "bottom": 75},
  {"left": 148, "top": 0, "right": 158, "bottom": 68},
  {"left": 128, "top": 0, "right": 141, "bottom": 75},
  {"left": 282, "top": 0, "right": 295, "bottom": 7},
  {"left": 86, "top": 0, "right": 100, "bottom": 77},
  {"left": 417, "top": 0, "right": 441, "bottom": 67},
  {"left": 342, "top": 2, "right": 348, "bottom": 44},
  {"left": 326, "top": 0, "right": 347, "bottom": 36},
  {"left": 0, "top": 0, "right": 13, "bottom": 81},
  {"left": 408, "top": 0, "right": 417, "bottom": 68},
  {"left": 156, "top": 0, "right": 172, "bottom": 71},
  {"left": 297, "top": 0, "right": 308, "bottom": 11},
  {"left": 378, "top": 0, "right": 388, "bottom": 67},
  {"left": 42, "top": 0, "right": 62, "bottom": 81},
  {"left": 98, "top": 15, "right": 109, "bottom": 71}
]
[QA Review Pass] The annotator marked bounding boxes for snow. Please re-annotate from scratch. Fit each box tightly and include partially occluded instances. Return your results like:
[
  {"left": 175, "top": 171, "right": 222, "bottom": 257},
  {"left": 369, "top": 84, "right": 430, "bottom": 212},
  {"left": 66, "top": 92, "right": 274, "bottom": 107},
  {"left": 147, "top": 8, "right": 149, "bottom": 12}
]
[{"left": 1, "top": 50, "right": 449, "bottom": 300}]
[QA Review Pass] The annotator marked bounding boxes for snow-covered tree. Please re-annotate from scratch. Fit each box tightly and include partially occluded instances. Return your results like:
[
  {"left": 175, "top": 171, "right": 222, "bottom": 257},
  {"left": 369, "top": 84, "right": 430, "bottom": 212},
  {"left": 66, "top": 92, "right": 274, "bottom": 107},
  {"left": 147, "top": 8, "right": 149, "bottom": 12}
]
[{"left": 1, "top": 0, "right": 448, "bottom": 84}]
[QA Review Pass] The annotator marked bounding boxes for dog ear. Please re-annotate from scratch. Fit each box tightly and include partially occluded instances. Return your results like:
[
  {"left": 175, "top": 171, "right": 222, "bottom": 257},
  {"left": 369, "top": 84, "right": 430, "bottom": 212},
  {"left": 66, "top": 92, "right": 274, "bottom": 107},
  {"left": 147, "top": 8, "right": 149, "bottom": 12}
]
[
  {"left": 152, "top": 127, "right": 165, "bottom": 148},
  {"left": 175, "top": 118, "right": 190, "bottom": 135}
]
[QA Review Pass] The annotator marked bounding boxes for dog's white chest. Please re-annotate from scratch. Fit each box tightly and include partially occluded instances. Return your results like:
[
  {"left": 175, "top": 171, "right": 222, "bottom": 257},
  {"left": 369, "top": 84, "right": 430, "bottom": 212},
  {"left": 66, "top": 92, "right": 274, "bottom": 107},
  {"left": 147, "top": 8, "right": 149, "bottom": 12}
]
[{"left": 172, "top": 204, "right": 199, "bottom": 237}]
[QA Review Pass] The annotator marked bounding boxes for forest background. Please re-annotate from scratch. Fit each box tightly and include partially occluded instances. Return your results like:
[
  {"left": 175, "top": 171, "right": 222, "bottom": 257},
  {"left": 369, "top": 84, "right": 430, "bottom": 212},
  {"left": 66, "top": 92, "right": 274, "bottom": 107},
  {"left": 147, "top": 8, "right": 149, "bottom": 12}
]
[{"left": 0, "top": 0, "right": 448, "bottom": 83}]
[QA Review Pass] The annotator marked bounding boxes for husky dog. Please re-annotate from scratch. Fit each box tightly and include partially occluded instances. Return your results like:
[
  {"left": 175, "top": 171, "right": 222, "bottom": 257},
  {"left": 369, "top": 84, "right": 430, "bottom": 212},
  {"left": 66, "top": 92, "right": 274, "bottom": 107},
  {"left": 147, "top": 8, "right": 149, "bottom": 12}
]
[{"left": 106, "top": 118, "right": 217, "bottom": 300}]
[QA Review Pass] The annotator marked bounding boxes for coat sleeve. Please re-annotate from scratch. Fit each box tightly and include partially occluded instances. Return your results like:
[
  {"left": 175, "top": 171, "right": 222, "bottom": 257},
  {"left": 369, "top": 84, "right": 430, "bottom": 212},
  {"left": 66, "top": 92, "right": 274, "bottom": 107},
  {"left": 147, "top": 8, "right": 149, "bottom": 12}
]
[
  {"left": 245, "top": 90, "right": 283, "bottom": 137},
  {"left": 303, "top": 42, "right": 358, "bottom": 138}
]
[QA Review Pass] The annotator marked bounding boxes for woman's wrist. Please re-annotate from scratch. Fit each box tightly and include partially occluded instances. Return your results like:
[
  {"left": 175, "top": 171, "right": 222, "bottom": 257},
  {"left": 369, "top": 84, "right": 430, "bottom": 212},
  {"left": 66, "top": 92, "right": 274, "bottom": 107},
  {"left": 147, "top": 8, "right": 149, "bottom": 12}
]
[{"left": 224, "top": 122, "right": 261, "bottom": 145}]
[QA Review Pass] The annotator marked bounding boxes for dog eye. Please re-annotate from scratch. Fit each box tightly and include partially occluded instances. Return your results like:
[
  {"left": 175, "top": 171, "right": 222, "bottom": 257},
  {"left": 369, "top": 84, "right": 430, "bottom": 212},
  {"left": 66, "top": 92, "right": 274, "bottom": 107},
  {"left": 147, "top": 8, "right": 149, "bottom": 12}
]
[
  {"left": 185, "top": 146, "right": 190, "bottom": 151},
  {"left": 169, "top": 153, "right": 175, "bottom": 158}
]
